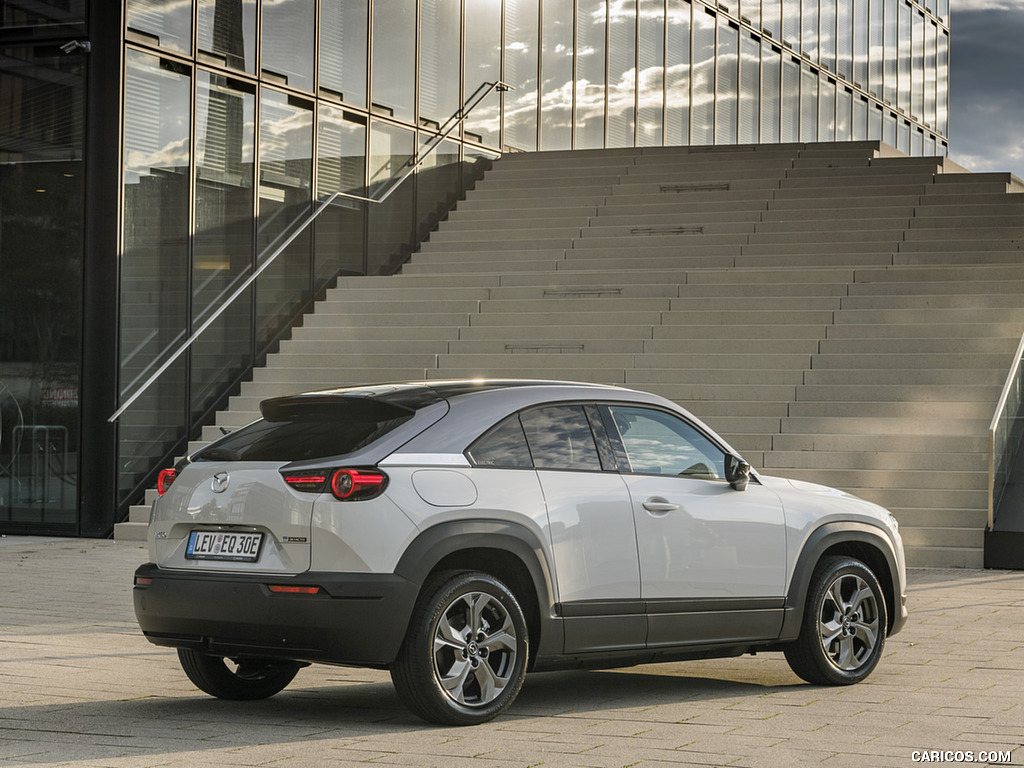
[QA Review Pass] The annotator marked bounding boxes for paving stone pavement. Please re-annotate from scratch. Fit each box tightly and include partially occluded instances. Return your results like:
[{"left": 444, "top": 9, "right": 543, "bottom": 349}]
[{"left": 1, "top": 537, "right": 1022, "bottom": 768}]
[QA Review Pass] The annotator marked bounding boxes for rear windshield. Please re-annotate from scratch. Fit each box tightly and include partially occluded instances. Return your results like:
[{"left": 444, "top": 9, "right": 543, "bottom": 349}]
[{"left": 193, "top": 399, "right": 414, "bottom": 462}]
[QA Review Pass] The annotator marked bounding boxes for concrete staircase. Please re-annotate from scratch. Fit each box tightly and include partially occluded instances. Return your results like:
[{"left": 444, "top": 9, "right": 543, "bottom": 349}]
[{"left": 115, "top": 141, "right": 1024, "bottom": 569}]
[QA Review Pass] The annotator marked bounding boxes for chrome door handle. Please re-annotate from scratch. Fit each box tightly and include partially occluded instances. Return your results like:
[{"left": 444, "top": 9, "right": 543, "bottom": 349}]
[{"left": 642, "top": 497, "right": 679, "bottom": 513}]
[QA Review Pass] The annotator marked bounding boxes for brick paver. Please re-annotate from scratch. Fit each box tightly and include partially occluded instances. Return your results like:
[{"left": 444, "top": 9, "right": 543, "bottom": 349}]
[{"left": 1, "top": 538, "right": 1022, "bottom": 767}]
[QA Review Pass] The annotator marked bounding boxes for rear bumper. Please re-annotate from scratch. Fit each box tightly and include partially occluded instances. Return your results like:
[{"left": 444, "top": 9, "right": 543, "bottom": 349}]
[{"left": 133, "top": 563, "right": 418, "bottom": 667}]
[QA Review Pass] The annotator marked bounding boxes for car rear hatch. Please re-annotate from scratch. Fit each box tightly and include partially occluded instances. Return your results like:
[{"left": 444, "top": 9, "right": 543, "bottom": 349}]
[{"left": 148, "top": 384, "right": 449, "bottom": 575}]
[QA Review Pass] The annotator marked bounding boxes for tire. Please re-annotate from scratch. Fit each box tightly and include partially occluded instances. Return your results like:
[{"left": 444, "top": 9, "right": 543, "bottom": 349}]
[
  {"left": 177, "top": 649, "right": 300, "bottom": 700},
  {"left": 390, "top": 570, "right": 529, "bottom": 726},
  {"left": 784, "top": 556, "right": 887, "bottom": 686}
]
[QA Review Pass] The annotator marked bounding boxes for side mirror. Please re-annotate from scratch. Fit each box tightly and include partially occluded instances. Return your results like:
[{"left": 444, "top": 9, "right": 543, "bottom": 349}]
[{"left": 725, "top": 454, "right": 750, "bottom": 492}]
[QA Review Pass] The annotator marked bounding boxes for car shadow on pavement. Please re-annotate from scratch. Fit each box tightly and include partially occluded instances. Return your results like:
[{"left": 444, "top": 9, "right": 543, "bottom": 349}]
[{"left": 0, "top": 665, "right": 804, "bottom": 765}]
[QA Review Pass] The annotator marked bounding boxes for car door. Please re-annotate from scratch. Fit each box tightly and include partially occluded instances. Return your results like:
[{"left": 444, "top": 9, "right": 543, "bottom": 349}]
[
  {"left": 519, "top": 404, "right": 644, "bottom": 653},
  {"left": 602, "top": 404, "right": 787, "bottom": 648}
]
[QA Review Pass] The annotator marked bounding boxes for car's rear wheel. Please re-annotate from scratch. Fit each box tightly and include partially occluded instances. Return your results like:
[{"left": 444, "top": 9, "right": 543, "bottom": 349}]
[
  {"left": 784, "top": 556, "right": 887, "bottom": 685},
  {"left": 177, "top": 649, "right": 300, "bottom": 700},
  {"left": 390, "top": 570, "right": 529, "bottom": 725}
]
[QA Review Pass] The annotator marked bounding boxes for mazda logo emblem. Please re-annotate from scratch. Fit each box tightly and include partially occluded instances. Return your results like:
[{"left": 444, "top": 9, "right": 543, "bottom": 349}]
[{"left": 211, "top": 472, "right": 230, "bottom": 493}]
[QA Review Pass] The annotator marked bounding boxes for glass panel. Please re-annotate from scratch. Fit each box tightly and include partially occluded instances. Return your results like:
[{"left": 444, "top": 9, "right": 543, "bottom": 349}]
[
  {"left": 690, "top": 6, "right": 715, "bottom": 145},
  {"left": 467, "top": 415, "right": 533, "bottom": 468},
  {"left": 781, "top": 54, "right": 799, "bottom": 142},
  {"left": 576, "top": 0, "right": 607, "bottom": 149},
  {"left": 367, "top": 121, "right": 414, "bottom": 274},
  {"left": 911, "top": 126, "right": 922, "bottom": 156},
  {"left": 925, "top": 19, "right": 936, "bottom": 128},
  {"left": 883, "top": 110, "right": 897, "bottom": 147},
  {"left": 739, "top": 32, "right": 760, "bottom": 144},
  {"left": 256, "top": 88, "right": 313, "bottom": 349},
  {"left": 637, "top": 0, "right": 665, "bottom": 147},
  {"left": 937, "top": 0, "right": 947, "bottom": 22},
  {"left": 836, "top": 85, "right": 851, "bottom": 140},
  {"left": 315, "top": 105, "right": 366, "bottom": 283},
  {"left": 192, "top": 71, "right": 255, "bottom": 420},
  {"left": 801, "top": 0, "right": 817, "bottom": 60},
  {"left": 608, "top": 0, "right": 637, "bottom": 148},
  {"left": 924, "top": 132, "right": 935, "bottom": 157},
  {"left": 260, "top": 0, "right": 314, "bottom": 91},
  {"left": 320, "top": 0, "right": 369, "bottom": 106},
  {"left": 817, "top": 75, "right": 835, "bottom": 140},
  {"left": 420, "top": 0, "right": 461, "bottom": 125},
  {"left": 853, "top": 0, "right": 868, "bottom": 86},
  {"left": 869, "top": 0, "right": 883, "bottom": 98},
  {"left": 742, "top": 0, "right": 760, "bottom": 31},
  {"left": 541, "top": 0, "right": 575, "bottom": 149},
  {"left": 897, "top": 1, "right": 910, "bottom": 114},
  {"left": 0, "top": 46, "right": 84, "bottom": 531},
  {"left": 884, "top": 0, "right": 897, "bottom": 106},
  {"left": 416, "top": 136, "right": 461, "bottom": 243},
  {"left": 521, "top": 406, "right": 601, "bottom": 472},
  {"left": 464, "top": 0, "right": 502, "bottom": 146},
  {"left": 897, "top": 118, "right": 910, "bottom": 153},
  {"left": 127, "top": 0, "right": 192, "bottom": 54},
  {"left": 869, "top": 103, "right": 883, "bottom": 140},
  {"left": 911, "top": 9, "right": 923, "bottom": 121},
  {"left": 852, "top": 93, "right": 867, "bottom": 139},
  {"left": 936, "top": 30, "right": 947, "bottom": 135},
  {"left": 198, "top": 0, "right": 257, "bottom": 73},
  {"left": 761, "top": 43, "right": 781, "bottom": 142},
  {"left": 504, "top": 0, "right": 539, "bottom": 150},
  {"left": 608, "top": 406, "right": 725, "bottom": 478},
  {"left": 665, "top": 0, "right": 691, "bottom": 145},
  {"left": 0, "top": 0, "right": 84, "bottom": 28},
  {"left": 762, "top": 0, "right": 779, "bottom": 39},
  {"left": 782, "top": 0, "right": 799, "bottom": 48},
  {"left": 716, "top": 18, "right": 738, "bottom": 145},
  {"left": 120, "top": 50, "right": 191, "bottom": 503},
  {"left": 800, "top": 65, "right": 817, "bottom": 141},
  {"left": 819, "top": 0, "right": 835, "bottom": 72},
  {"left": 836, "top": 0, "right": 851, "bottom": 79},
  {"left": 372, "top": 0, "right": 415, "bottom": 121}
]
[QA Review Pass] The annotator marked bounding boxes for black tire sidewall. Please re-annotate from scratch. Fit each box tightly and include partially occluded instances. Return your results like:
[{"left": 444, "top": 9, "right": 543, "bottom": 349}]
[
  {"left": 798, "top": 557, "right": 888, "bottom": 685},
  {"left": 393, "top": 571, "right": 529, "bottom": 725}
]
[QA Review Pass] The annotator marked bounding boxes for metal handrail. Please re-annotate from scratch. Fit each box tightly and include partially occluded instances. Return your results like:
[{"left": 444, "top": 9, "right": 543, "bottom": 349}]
[
  {"left": 987, "top": 330, "right": 1024, "bottom": 528},
  {"left": 109, "top": 80, "right": 510, "bottom": 423}
]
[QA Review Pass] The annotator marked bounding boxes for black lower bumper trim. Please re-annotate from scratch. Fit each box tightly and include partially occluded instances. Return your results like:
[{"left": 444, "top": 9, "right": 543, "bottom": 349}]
[{"left": 133, "top": 564, "right": 419, "bottom": 666}]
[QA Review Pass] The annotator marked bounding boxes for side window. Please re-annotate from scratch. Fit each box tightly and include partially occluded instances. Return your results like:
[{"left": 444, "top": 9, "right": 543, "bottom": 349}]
[
  {"left": 606, "top": 406, "right": 726, "bottom": 480},
  {"left": 520, "top": 405, "right": 602, "bottom": 471},
  {"left": 466, "top": 414, "right": 533, "bottom": 468}
]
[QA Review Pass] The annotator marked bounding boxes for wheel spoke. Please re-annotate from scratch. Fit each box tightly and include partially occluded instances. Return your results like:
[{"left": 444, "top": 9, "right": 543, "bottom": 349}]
[
  {"left": 439, "top": 658, "right": 474, "bottom": 703},
  {"left": 853, "top": 617, "right": 879, "bottom": 652},
  {"left": 819, "top": 617, "right": 843, "bottom": 648},
  {"left": 469, "top": 593, "right": 491, "bottom": 637},
  {"left": 435, "top": 613, "right": 467, "bottom": 651},
  {"left": 471, "top": 657, "right": 510, "bottom": 703},
  {"left": 827, "top": 579, "right": 848, "bottom": 613},
  {"left": 834, "top": 635, "right": 856, "bottom": 669}
]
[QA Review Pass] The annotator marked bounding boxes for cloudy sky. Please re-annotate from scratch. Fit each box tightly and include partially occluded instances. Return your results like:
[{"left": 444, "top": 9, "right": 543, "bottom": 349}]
[{"left": 948, "top": 0, "right": 1024, "bottom": 179}]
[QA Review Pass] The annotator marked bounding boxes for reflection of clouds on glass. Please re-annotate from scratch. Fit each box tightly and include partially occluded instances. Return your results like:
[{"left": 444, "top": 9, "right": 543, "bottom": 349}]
[
  {"left": 259, "top": 108, "right": 313, "bottom": 163},
  {"left": 125, "top": 137, "right": 190, "bottom": 180}
]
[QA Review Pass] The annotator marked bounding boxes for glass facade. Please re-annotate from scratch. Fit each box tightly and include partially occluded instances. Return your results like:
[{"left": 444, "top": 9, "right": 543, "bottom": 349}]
[{"left": 0, "top": 0, "right": 951, "bottom": 536}]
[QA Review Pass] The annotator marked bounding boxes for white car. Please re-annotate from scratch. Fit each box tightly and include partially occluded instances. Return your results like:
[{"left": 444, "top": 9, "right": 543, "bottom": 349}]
[{"left": 134, "top": 380, "right": 907, "bottom": 725}]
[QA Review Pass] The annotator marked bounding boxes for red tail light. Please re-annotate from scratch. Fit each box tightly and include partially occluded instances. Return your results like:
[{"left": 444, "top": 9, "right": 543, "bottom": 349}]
[
  {"left": 157, "top": 468, "right": 177, "bottom": 495},
  {"left": 330, "top": 468, "right": 387, "bottom": 500},
  {"left": 268, "top": 585, "right": 321, "bottom": 595},
  {"left": 283, "top": 475, "right": 327, "bottom": 493}
]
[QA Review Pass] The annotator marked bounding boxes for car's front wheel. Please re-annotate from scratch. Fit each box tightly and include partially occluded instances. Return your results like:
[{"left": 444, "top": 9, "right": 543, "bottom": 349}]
[
  {"left": 390, "top": 570, "right": 529, "bottom": 725},
  {"left": 784, "top": 556, "right": 887, "bottom": 685},
  {"left": 177, "top": 649, "right": 301, "bottom": 700}
]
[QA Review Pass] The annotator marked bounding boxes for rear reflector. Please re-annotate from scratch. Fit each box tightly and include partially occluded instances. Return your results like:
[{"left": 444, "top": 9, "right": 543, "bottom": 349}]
[
  {"left": 135, "top": 576, "right": 153, "bottom": 586},
  {"left": 157, "top": 468, "right": 176, "bottom": 496},
  {"left": 268, "top": 585, "right": 321, "bottom": 595}
]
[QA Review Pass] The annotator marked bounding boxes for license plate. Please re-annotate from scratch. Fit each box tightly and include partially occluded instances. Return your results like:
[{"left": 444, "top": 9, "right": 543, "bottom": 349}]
[{"left": 186, "top": 530, "right": 263, "bottom": 562}]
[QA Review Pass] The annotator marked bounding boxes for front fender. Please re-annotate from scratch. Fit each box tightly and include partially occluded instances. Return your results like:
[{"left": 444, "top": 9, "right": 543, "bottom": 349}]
[{"left": 780, "top": 522, "right": 907, "bottom": 642}]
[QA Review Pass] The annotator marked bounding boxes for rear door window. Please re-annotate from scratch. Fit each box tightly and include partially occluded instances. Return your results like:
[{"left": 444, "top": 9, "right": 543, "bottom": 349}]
[{"left": 520, "top": 405, "right": 602, "bottom": 471}]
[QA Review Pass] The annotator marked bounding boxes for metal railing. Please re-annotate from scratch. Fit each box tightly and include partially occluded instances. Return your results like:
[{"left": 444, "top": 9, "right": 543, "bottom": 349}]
[
  {"left": 988, "top": 330, "right": 1024, "bottom": 528},
  {"left": 109, "top": 80, "right": 510, "bottom": 424}
]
